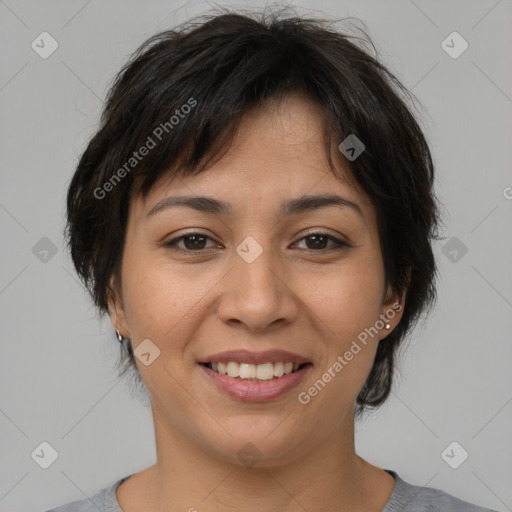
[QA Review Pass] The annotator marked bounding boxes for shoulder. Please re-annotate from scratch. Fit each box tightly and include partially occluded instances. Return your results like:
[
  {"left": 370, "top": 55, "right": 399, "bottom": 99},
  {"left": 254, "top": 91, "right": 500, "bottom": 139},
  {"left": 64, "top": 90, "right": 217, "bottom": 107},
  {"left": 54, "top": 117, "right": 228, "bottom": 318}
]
[
  {"left": 42, "top": 476, "right": 129, "bottom": 512},
  {"left": 384, "top": 470, "right": 500, "bottom": 512}
]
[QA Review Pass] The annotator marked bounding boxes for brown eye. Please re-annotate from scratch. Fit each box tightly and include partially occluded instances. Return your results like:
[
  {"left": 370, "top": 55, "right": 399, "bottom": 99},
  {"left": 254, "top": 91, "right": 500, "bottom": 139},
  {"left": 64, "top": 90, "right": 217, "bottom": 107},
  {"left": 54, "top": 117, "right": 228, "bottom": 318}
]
[
  {"left": 294, "top": 232, "right": 350, "bottom": 252},
  {"left": 165, "top": 232, "right": 216, "bottom": 252},
  {"left": 164, "top": 231, "right": 350, "bottom": 254}
]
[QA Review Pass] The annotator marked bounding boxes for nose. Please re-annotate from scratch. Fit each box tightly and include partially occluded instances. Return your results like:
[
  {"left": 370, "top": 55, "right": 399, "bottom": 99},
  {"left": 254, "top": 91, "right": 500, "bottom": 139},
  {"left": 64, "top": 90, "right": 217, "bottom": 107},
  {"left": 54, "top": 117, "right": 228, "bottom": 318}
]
[{"left": 216, "top": 240, "right": 299, "bottom": 332}]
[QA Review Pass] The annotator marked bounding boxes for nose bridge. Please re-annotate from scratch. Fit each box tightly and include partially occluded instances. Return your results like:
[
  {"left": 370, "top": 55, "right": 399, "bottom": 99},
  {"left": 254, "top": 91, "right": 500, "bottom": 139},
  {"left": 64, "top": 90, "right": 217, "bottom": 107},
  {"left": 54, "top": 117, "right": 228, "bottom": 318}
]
[
  {"left": 217, "top": 233, "right": 297, "bottom": 330},
  {"left": 234, "top": 233, "right": 282, "bottom": 301}
]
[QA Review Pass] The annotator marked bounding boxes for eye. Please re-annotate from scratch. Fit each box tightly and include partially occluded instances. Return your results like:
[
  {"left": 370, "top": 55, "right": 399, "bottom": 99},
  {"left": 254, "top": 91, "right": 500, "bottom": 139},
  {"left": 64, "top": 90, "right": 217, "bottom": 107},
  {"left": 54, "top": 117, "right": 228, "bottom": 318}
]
[
  {"left": 293, "top": 232, "right": 350, "bottom": 252},
  {"left": 164, "top": 232, "right": 218, "bottom": 252},
  {"left": 164, "top": 231, "right": 350, "bottom": 253}
]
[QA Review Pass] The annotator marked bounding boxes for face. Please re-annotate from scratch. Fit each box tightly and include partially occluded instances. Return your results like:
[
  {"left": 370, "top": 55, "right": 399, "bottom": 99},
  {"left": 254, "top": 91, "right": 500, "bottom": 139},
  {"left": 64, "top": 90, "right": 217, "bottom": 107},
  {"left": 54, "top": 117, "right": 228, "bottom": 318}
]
[{"left": 109, "top": 94, "right": 404, "bottom": 467}]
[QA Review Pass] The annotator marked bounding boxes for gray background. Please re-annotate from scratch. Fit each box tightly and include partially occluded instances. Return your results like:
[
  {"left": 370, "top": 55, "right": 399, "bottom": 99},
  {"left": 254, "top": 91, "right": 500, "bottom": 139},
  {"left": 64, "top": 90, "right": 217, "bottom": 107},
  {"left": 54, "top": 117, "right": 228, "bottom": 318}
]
[{"left": 1, "top": 0, "right": 511, "bottom": 511}]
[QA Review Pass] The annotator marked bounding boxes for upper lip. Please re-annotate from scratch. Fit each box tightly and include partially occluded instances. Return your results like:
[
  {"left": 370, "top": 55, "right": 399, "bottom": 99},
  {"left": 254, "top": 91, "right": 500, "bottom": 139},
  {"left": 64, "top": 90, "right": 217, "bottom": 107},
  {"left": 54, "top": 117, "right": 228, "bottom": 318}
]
[{"left": 198, "top": 349, "right": 312, "bottom": 366}]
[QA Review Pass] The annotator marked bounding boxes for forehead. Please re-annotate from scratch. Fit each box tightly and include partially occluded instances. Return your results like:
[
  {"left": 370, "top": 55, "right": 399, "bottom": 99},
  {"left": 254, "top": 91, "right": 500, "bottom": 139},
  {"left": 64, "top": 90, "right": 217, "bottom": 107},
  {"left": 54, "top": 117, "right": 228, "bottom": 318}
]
[{"left": 132, "top": 94, "right": 373, "bottom": 219}]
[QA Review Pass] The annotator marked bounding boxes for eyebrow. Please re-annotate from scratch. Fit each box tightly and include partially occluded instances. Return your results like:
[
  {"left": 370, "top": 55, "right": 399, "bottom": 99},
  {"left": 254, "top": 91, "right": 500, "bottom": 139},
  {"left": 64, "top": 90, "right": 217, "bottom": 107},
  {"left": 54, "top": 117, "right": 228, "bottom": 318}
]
[{"left": 146, "top": 194, "right": 364, "bottom": 219}]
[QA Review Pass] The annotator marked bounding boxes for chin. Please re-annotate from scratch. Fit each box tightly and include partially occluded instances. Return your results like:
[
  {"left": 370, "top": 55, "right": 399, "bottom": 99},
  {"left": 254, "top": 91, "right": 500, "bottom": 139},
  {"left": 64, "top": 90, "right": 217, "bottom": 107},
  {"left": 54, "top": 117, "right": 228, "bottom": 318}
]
[{"left": 196, "top": 421, "right": 314, "bottom": 468}]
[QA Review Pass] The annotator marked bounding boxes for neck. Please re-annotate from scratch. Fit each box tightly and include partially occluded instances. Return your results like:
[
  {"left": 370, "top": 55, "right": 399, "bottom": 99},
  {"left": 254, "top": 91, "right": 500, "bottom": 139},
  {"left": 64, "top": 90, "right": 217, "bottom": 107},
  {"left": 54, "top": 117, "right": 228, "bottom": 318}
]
[{"left": 117, "top": 401, "right": 394, "bottom": 512}]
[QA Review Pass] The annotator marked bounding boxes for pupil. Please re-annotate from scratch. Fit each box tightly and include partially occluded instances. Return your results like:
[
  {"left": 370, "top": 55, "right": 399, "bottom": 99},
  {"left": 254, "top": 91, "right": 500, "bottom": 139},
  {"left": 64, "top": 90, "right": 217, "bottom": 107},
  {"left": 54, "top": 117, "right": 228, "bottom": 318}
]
[
  {"left": 185, "top": 234, "right": 206, "bottom": 250},
  {"left": 307, "top": 235, "right": 327, "bottom": 250}
]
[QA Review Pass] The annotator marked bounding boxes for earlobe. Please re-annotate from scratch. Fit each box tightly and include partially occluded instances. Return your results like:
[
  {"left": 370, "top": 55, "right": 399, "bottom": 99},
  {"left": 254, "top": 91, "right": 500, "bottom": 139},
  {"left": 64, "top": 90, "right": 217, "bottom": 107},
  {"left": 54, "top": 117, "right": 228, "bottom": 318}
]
[
  {"left": 107, "top": 274, "right": 129, "bottom": 337},
  {"left": 379, "top": 280, "right": 407, "bottom": 338}
]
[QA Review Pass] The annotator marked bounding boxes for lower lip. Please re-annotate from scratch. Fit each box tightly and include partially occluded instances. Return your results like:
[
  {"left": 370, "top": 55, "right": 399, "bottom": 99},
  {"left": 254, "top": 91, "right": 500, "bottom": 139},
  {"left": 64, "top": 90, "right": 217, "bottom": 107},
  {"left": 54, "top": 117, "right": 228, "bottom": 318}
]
[{"left": 199, "top": 364, "right": 312, "bottom": 402}]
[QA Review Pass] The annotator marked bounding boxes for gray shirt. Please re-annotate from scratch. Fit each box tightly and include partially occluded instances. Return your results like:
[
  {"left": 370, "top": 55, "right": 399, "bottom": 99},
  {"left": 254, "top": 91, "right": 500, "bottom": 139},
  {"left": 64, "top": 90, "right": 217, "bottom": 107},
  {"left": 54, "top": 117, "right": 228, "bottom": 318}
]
[{"left": 44, "top": 469, "right": 499, "bottom": 511}]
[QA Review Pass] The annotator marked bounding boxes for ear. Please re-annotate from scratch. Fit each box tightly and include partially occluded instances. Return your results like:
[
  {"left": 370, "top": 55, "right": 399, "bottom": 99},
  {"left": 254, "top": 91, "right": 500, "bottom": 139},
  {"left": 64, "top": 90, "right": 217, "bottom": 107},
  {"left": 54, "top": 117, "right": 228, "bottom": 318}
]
[
  {"left": 378, "top": 267, "right": 411, "bottom": 339},
  {"left": 107, "top": 273, "right": 130, "bottom": 338}
]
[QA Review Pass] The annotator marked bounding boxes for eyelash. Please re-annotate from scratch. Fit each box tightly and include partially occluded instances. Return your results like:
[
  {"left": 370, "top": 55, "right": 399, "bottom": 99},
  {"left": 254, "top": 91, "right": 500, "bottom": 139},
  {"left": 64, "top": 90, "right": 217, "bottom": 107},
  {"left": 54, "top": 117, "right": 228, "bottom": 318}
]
[{"left": 164, "top": 231, "right": 350, "bottom": 254}]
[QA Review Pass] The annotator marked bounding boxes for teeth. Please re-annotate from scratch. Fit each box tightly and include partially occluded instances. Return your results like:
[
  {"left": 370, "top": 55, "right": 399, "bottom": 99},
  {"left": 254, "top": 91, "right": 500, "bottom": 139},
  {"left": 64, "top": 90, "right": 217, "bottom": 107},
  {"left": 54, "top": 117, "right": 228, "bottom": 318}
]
[
  {"left": 256, "top": 363, "right": 274, "bottom": 380},
  {"left": 226, "top": 361, "right": 238, "bottom": 377},
  {"left": 273, "top": 362, "right": 284, "bottom": 377},
  {"left": 239, "top": 363, "right": 256, "bottom": 379},
  {"left": 207, "top": 361, "right": 305, "bottom": 380}
]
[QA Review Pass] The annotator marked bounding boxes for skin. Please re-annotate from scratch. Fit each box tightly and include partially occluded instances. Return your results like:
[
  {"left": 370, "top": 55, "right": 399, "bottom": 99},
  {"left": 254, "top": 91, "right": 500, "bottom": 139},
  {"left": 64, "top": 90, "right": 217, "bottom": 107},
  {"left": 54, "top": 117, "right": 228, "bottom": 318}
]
[{"left": 109, "top": 93, "right": 406, "bottom": 511}]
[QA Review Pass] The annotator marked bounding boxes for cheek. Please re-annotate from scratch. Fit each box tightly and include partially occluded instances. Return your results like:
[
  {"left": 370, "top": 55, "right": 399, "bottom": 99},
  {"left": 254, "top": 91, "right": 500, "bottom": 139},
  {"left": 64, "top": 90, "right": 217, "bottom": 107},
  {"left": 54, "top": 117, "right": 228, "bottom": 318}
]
[
  {"left": 298, "top": 256, "right": 384, "bottom": 399},
  {"left": 305, "top": 260, "right": 385, "bottom": 339},
  {"left": 121, "top": 249, "right": 206, "bottom": 342}
]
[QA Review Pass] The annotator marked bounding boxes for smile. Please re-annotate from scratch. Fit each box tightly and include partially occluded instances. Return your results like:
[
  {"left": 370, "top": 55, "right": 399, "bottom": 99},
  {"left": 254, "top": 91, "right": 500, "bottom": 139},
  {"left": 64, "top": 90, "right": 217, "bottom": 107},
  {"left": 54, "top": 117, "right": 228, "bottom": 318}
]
[
  {"left": 199, "top": 362, "right": 313, "bottom": 402},
  {"left": 201, "top": 361, "right": 312, "bottom": 381}
]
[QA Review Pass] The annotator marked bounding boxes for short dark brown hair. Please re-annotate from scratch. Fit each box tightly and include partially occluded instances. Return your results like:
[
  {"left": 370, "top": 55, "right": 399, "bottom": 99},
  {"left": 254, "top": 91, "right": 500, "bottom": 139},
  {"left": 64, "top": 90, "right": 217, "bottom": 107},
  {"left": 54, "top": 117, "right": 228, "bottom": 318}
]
[{"left": 64, "top": 8, "right": 444, "bottom": 417}]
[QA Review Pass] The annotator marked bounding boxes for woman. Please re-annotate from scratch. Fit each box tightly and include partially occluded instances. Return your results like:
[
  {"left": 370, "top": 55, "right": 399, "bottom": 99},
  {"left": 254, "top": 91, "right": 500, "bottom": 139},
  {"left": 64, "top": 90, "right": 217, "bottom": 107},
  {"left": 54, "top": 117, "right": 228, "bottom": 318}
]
[{"left": 47, "top": 9, "right": 498, "bottom": 512}]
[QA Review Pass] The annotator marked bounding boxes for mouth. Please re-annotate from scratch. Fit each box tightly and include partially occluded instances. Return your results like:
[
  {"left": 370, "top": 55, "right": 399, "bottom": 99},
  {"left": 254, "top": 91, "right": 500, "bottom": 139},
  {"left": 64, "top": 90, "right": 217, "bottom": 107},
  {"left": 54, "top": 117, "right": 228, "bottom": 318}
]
[
  {"left": 197, "top": 350, "right": 313, "bottom": 402},
  {"left": 199, "top": 361, "right": 313, "bottom": 381}
]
